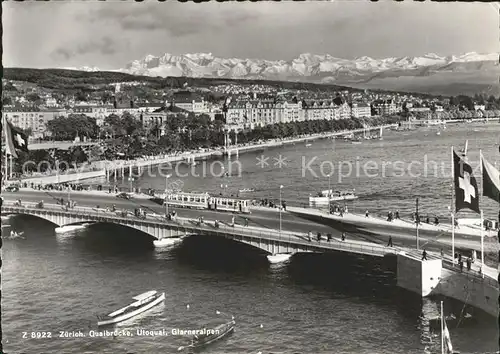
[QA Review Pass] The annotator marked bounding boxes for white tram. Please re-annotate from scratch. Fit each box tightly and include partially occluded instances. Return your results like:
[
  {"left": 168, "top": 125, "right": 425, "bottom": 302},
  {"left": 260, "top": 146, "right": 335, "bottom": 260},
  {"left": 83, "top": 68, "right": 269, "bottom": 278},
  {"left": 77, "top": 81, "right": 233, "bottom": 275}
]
[{"left": 164, "top": 192, "right": 251, "bottom": 214}]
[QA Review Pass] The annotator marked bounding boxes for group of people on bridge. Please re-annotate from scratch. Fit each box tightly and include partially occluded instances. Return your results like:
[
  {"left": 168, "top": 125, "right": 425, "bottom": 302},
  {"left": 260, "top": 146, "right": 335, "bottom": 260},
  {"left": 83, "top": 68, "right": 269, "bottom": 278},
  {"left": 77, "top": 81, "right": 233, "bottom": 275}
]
[
  {"left": 330, "top": 204, "right": 348, "bottom": 217},
  {"left": 307, "top": 231, "right": 346, "bottom": 242}
]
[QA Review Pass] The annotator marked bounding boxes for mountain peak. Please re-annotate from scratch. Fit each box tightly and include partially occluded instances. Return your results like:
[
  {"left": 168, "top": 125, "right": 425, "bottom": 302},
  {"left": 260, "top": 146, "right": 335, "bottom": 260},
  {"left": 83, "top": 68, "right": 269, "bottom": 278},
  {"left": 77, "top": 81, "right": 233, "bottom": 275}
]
[{"left": 116, "top": 51, "right": 497, "bottom": 88}]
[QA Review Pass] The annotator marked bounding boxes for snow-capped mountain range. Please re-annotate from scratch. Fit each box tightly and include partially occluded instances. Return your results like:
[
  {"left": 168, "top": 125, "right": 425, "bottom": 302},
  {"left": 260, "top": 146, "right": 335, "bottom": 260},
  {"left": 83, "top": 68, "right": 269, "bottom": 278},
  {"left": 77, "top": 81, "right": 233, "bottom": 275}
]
[
  {"left": 64, "top": 51, "right": 499, "bottom": 95},
  {"left": 114, "top": 52, "right": 497, "bottom": 82}
]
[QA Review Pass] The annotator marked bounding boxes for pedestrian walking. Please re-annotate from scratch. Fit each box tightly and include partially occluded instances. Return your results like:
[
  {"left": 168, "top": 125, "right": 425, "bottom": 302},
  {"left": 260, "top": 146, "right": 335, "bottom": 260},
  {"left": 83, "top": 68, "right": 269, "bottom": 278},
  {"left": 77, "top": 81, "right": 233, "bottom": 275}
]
[
  {"left": 440, "top": 249, "right": 444, "bottom": 258},
  {"left": 466, "top": 257, "right": 471, "bottom": 271},
  {"left": 421, "top": 249, "right": 427, "bottom": 261},
  {"left": 387, "top": 236, "right": 393, "bottom": 247},
  {"left": 365, "top": 210, "right": 369, "bottom": 218},
  {"left": 231, "top": 216, "right": 235, "bottom": 227},
  {"left": 459, "top": 260, "right": 464, "bottom": 272},
  {"left": 341, "top": 232, "right": 346, "bottom": 241},
  {"left": 244, "top": 217, "right": 249, "bottom": 227}
]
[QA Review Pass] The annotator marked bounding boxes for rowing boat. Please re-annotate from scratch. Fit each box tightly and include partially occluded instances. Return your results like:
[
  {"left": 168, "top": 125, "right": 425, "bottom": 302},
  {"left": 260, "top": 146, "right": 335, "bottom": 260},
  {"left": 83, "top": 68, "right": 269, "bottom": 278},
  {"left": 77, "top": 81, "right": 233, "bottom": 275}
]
[{"left": 178, "top": 318, "right": 235, "bottom": 351}]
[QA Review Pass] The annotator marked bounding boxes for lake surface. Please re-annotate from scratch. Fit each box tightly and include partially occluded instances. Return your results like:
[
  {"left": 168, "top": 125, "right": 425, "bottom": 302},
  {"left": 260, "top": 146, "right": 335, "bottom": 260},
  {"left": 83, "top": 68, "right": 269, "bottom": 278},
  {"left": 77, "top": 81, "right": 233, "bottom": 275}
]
[{"left": 2, "top": 123, "right": 499, "bottom": 354}]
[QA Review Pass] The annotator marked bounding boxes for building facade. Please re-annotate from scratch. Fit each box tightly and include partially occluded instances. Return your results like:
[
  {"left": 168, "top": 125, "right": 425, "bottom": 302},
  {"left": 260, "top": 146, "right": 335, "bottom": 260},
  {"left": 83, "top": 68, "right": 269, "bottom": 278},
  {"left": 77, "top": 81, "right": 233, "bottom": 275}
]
[
  {"left": 2, "top": 108, "right": 67, "bottom": 139},
  {"left": 350, "top": 103, "right": 371, "bottom": 118}
]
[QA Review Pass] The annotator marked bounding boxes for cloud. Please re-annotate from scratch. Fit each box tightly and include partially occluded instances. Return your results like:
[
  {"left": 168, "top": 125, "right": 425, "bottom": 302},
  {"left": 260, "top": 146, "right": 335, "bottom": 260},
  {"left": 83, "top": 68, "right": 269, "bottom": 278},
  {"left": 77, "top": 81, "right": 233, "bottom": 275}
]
[
  {"left": 83, "top": 3, "right": 261, "bottom": 37},
  {"left": 51, "top": 36, "right": 120, "bottom": 61}
]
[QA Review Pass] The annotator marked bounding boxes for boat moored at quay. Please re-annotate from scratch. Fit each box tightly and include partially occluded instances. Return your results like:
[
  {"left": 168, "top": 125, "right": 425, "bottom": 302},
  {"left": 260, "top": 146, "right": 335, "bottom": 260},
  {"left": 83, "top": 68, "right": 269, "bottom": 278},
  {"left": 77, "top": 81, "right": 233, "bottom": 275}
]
[{"left": 309, "top": 189, "right": 358, "bottom": 205}]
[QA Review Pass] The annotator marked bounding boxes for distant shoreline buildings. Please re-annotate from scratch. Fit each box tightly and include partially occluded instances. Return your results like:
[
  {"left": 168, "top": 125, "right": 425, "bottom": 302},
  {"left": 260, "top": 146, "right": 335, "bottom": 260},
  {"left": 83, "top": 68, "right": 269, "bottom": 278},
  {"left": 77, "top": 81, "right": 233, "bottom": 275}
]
[{"left": 1, "top": 79, "right": 495, "bottom": 140}]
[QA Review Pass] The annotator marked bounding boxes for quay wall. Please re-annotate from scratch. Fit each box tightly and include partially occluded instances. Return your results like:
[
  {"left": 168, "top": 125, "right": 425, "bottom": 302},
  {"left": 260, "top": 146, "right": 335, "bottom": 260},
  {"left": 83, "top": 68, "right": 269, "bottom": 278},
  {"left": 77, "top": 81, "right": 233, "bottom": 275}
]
[
  {"left": 432, "top": 268, "right": 499, "bottom": 317},
  {"left": 18, "top": 169, "right": 106, "bottom": 185}
]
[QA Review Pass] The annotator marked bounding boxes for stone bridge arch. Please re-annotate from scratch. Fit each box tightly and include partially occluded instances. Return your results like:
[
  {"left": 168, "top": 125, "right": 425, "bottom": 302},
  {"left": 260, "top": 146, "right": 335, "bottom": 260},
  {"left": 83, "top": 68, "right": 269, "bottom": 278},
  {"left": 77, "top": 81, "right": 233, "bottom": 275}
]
[{"left": 2, "top": 208, "right": 190, "bottom": 241}]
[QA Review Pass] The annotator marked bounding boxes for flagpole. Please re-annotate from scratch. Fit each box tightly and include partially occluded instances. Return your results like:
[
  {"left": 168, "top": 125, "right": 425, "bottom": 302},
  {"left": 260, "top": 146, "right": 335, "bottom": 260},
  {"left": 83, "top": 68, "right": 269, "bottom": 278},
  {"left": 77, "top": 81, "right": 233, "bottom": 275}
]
[
  {"left": 440, "top": 301, "right": 444, "bottom": 354},
  {"left": 479, "top": 149, "right": 484, "bottom": 276},
  {"left": 451, "top": 146, "right": 455, "bottom": 264},
  {"left": 9, "top": 154, "right": 13, "bottom": 180},
  {"left": 416, "top": 197, "right": 419, "bottom": 250},
  {"left": 4, "top": 152, "right": 8, "bottom": 183}
]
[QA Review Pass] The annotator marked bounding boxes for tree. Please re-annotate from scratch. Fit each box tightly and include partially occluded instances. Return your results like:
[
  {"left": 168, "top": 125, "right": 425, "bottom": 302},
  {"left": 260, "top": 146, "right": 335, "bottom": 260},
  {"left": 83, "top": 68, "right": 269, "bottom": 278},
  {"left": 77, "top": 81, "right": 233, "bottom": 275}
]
[
  {"left": 47, "top": 114, "right": 98, "bottom": 141},
  {"left": 3, "top": 82, "right": 18, "bottom": 91},
  {"left": 2, "top": 96, "right": 12, "bottom": 106},
  {"left": 26, "top": 93, "right": 41, "bottom": 102}
]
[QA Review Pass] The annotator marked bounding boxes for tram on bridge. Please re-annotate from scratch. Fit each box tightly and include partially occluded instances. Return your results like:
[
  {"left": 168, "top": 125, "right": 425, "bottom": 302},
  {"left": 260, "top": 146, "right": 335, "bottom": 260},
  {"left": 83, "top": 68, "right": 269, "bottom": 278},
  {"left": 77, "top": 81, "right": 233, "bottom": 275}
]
[{"left": 164, "top": 192, "right": 251, "bottom": 214}]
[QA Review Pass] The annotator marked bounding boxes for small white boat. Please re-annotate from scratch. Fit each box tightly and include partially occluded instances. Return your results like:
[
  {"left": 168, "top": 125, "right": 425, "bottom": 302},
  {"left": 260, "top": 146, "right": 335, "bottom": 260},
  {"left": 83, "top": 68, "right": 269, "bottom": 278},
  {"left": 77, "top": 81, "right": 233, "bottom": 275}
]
[
  {"left": 4, "top": 231, "right": 25, "bottom": 239},
  {"left": 238, "top": 188, "right": 255, "bottom": 193},
  {"left": 55, "top": 223, "right": 92, "bottom": 234},
  {"left": 305, "top": 143, "right": 312, "bottom": 147},
  {"left": 97, "top": 290, "right": 165, "bottom": 326},
  {"left": 267, "top": 253, "right": 292, "bottom": 264},
  {"left": 153, "top": 237, "right": 183, "bottom": 248},
  {"left": 309, "top": 190, "right": 358, "bottom": 204}
]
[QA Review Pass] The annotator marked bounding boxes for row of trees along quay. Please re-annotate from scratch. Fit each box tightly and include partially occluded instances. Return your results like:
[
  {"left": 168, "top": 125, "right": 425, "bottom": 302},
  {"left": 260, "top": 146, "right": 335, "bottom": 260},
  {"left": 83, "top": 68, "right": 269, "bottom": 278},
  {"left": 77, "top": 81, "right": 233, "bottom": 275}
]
[{"left": 7, "top": 108, "right": 491, "bottom": 176}]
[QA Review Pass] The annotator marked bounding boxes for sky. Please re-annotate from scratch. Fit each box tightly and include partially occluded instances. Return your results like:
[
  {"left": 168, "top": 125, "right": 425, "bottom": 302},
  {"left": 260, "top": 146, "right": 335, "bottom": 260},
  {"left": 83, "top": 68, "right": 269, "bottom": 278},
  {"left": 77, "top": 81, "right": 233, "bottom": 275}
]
[{"left": 3, "top": 1, "right": 498, "bottom": 70}]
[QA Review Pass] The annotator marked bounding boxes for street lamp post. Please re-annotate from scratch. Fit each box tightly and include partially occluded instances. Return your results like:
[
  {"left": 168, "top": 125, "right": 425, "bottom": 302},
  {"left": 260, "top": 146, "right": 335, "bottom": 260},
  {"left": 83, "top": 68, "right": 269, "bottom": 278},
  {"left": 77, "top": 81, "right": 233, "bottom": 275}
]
[
  {"left": 165, "top": 174, "right": 172, "bottom": 216},
  {"left": 279, "top": 185, "right": 283, "bottom": 239},
  {"left": 129, "top": 177, "right": 134, "bottom": 193}
]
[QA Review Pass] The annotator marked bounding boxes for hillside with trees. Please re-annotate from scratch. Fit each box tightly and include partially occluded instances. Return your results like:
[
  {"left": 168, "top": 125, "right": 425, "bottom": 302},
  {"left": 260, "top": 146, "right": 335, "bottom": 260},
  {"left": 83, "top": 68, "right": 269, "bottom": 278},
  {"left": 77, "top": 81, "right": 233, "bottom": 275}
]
[{"left": 3, "top": 67, "right": 437, "bottom": 98}]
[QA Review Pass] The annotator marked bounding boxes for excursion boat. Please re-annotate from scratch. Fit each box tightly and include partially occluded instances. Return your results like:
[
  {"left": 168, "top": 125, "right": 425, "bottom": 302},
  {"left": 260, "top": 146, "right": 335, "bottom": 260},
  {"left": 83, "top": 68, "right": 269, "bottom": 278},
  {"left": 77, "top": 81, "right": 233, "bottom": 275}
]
[
  {"left": 153, "top": 236, "right": 183, "bottom": 248},
  {"left": 55, "top": 223, "right": 93, "bottom": 234},
  {"left": 309, "top": 190, "right": 358, "bottom": 204},
  {"left": 97, "top": 290, "right": 165, "bottom": 326},
  {"left": 178, "top": 318, "right": 236, "bottom": 351}
]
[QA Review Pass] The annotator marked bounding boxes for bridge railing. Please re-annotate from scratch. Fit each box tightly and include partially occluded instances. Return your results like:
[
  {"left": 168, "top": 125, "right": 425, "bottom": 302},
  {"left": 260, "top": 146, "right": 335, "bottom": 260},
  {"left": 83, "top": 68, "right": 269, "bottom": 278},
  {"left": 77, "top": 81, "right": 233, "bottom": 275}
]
[{"left": 2, "top": 201, "right": 400, "bottom": 257}]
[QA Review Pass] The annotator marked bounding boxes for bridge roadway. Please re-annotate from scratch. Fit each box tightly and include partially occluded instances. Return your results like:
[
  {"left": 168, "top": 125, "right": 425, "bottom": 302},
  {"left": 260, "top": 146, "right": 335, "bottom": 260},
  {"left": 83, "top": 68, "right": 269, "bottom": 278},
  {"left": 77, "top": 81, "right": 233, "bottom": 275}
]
[
  {"left": 1, "top": 189, "right": 495, "bottom": 262},
  {"left": 3, "top": 200, "right": 412, "bottom": 259},
  {"left": 3, "top": 199, "right": 498, "bottom": 285}
]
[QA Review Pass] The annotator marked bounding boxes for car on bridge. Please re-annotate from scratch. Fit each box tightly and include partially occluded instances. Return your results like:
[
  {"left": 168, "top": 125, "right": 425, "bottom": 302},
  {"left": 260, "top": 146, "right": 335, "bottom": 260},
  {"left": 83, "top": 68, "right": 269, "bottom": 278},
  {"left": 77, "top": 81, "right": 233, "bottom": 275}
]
[
  {"left": 4, "top": 185, "right": 20, "bottom": 192},
  {"left": 117, "top": 192, "right": 132, "bottom": 200}
]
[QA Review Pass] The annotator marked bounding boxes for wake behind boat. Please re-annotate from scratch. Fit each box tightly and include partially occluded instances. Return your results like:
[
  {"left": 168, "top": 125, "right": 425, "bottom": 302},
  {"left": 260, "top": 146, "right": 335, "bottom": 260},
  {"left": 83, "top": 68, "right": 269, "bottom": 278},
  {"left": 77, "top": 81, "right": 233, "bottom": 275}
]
[{"left": 97, "top": 290, "right": 165, "bottom": 326}]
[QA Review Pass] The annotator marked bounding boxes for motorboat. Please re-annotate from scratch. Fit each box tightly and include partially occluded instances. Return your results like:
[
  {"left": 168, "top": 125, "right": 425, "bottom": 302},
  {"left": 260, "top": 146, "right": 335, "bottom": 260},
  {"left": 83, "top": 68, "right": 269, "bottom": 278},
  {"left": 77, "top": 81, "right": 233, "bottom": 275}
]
[
  {"left": 153, "top": 237, "right": 183, "bottom": 248},
  {"left": 97, "top": 290, "right": 165, "bottom": 326},
  {"left": 55, "top": 223, "right": 92, "bottom": 234},
  {"left": 305, "top": 143, "right": 312, "bottom": 147},
  {"left": 309, "top": 190, "right": 358, "bottom": 204},
  {"left": 3, "top": 231, "right": 25, "bottom": 239},
  {"left": 178, "top": 318, "right": 235, "bottom": 351},
  {"left": 267, "top": 253, "right": 292, "bottom": 264},
  {"left": 238, "top": 188, "right": 255, "bottom": 193}
]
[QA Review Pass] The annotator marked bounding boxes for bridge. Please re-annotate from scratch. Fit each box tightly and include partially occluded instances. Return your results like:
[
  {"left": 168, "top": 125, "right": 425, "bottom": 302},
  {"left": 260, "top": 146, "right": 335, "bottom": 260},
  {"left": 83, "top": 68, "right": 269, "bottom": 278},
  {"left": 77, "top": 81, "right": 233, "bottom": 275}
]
[
  {"left": 1, "top": 201, "right": 403, "bottom": 258},
  {"left": 2, "top": 200, "right": 498, "bottom": 317}
]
